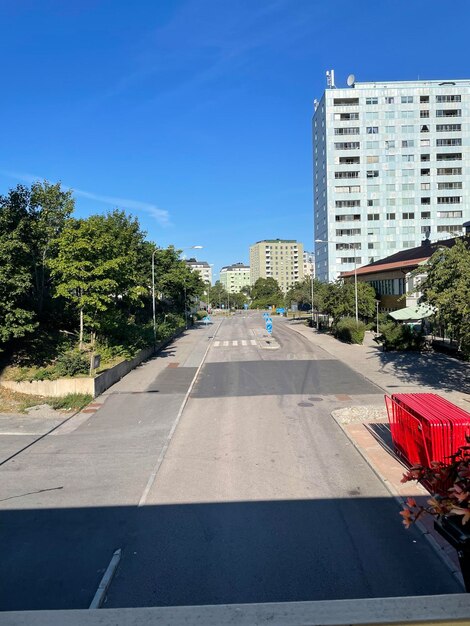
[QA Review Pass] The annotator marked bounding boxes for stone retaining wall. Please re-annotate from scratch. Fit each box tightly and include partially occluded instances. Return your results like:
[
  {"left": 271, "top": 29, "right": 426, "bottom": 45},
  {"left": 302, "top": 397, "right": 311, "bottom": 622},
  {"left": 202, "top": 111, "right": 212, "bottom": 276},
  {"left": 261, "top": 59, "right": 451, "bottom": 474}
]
[{"left": 0, "top": 327, "right": 186, "bottom": 399}]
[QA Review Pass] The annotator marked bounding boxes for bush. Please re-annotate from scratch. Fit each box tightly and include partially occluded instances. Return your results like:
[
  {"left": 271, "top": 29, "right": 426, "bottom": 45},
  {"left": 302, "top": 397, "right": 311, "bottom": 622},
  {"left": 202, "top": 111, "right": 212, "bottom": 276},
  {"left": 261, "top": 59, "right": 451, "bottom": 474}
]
[
  {"left": 334, "top": 317, "right": 366, "bottom": 344},
  {"left": 54, "top": 350, "right": 90, "bottom": 377},
  {"left": 50, "top": 393, "right": 93, "bottom": 411},
  {"left": 377, "top": 320, "right": 424, "bottom": 351}
]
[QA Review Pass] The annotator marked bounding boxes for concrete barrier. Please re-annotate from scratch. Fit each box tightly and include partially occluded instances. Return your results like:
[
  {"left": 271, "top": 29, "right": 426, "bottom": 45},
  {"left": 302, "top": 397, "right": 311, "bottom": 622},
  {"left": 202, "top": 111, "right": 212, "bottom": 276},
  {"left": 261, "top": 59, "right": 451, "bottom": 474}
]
[{"left": 0, "top": 327, "right": 186, "bottom": 399}]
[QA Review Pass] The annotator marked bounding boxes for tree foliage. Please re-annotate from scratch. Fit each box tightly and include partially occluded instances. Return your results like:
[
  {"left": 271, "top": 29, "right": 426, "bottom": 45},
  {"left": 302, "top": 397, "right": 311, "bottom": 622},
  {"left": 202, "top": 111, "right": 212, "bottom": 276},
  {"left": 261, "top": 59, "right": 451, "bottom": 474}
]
[
  {"left": 285, "top": 277, "right": 326, "bottom": 311},
  {"left": 323, "top": 280, "right": 376, "bottom": 324},
  {"left": 250, "top": 277, "right": 284, "bottom": 309},
  {"left": 418, "top": 239, "right": 470, "bottom": 357}
]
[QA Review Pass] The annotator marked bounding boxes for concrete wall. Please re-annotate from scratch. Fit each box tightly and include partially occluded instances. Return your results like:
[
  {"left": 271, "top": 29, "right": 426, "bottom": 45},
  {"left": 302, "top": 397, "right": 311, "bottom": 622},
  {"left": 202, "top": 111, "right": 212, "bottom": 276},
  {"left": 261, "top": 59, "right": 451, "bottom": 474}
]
[{"left": 0, "top": 327, "right": 186, "bottom": 399}]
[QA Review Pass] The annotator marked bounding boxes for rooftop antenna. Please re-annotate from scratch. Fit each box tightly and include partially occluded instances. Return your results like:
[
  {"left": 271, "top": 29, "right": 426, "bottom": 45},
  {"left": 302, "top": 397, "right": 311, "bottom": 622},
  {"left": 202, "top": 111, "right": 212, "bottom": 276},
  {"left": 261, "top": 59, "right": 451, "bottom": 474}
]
[
  {"left": 326, "top": 69, "right": 335, "bottom": 89},
  {"left": 347, "top": 73, "right": 356, "bottom": 88}
]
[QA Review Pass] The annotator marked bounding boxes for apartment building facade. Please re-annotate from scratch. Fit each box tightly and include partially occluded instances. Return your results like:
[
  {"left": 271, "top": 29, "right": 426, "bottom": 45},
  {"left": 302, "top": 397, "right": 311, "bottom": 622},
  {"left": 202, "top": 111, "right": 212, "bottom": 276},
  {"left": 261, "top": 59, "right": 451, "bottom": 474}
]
[
  {"left": 219, "top": 263, "right": 251, "bottom": 293},
  {"left": 313, "top": 76, "right": 470, "bottom": 282},
  {"left": 185, "top": 258, "right": 213, "bottom": 284},
  {"left": 249, "top": 239, "right": 304, "bottom": 293}
]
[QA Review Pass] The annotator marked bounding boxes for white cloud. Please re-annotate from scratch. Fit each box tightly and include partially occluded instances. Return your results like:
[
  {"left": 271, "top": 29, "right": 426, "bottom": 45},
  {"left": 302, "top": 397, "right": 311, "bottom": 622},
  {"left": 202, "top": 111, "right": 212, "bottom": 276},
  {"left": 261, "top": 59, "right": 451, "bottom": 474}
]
[{"left": 0, "top": 169, "right": 170, "bottom": 226}]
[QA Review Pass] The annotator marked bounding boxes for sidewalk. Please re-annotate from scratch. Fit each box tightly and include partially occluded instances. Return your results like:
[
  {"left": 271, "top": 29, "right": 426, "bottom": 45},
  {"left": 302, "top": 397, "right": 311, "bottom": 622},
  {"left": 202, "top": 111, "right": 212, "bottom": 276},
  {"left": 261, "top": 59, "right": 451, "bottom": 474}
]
[{"left": 288, "top": 321, "right": 470, "bottom": 588}]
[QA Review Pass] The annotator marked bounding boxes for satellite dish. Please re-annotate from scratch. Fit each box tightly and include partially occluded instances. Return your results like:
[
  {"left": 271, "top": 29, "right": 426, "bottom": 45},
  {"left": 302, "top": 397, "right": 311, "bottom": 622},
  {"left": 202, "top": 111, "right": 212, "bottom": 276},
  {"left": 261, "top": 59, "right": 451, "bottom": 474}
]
[{"left": 347, "top": 74, "right": 355, "bottom": 87}]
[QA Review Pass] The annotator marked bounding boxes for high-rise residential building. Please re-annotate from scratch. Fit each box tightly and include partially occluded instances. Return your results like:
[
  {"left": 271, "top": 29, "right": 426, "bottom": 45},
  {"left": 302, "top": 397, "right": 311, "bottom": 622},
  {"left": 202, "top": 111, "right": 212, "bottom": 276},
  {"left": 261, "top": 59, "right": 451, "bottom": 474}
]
[
  {"left": 303, "top": 251, "right": 315, "bottom": 278},
  {"left": 220, "top": 262, "right": 250, "bottom": 293},
  {"left": 313, "top": 74, "right": 470, "bottom": 282},
  {"left": 249, "top": 239, "right": 304, "bottom": 292},
  {"left": 185, "top": 258, "right": 213, "bottom": 284}
]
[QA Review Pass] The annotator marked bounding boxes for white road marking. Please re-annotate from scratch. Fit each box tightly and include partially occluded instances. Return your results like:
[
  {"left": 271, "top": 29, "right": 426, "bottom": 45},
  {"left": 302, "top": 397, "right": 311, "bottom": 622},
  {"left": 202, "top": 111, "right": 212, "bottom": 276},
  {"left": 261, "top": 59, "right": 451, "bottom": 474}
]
[
  {"left": 233, "top": 340, "right": 238, "bottom": 346},
  {"left": 89, "top": 548, "right": 122, "bottom": 609},
  {"left": 250, "top": 339, "right": 257, "bottom": 345},
  {"left": 214, "top": 341, "right": 220, "bottom": 347},
  {"left": 241, "top": 340, "right": 247, "bottom": 346},
  {"left": 223, "top": 341, "right": 229, "bottom": 347}
]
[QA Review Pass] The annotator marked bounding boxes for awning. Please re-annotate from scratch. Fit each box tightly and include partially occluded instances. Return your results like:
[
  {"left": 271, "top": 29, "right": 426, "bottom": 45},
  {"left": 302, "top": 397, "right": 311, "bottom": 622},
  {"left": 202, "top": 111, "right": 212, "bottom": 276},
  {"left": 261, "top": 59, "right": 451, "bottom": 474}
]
[{"left": 389, "top": 304, "right": 435, "bottom": 322}]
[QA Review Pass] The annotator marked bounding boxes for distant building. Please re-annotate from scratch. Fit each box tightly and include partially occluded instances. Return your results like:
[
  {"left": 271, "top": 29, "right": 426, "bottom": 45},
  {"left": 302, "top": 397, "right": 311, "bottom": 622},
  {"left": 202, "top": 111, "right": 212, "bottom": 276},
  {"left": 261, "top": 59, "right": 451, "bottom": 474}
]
[
  {"left": 249, "top": 239, "right": 304, "bottom": 293},
  {"left": 185, "top": 258, "right": 212, "bottom": 284},
  {"left": 313, "top": 73, "right": 470, "bottom": 282},
  {"left": 220, "top": 263, "right": 250, "bottom": 293},
  {"left": 303, "top": 251, "right": 315, "bottom": 278}
]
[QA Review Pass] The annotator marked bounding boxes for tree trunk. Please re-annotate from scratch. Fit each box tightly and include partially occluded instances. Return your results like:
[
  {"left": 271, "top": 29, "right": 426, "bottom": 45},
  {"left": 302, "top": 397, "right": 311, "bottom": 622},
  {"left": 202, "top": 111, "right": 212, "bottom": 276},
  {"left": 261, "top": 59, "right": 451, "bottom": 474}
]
[{"left": 79, "top": 308, "right": 84, "bottom": 350}]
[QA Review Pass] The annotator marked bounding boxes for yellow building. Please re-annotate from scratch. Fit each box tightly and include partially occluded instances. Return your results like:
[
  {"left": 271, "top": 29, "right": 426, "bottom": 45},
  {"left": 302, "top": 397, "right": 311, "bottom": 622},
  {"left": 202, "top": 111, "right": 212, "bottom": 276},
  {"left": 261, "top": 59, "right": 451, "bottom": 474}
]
[{"left": 249, "top": 239, "right": 304, "bottom": 293}]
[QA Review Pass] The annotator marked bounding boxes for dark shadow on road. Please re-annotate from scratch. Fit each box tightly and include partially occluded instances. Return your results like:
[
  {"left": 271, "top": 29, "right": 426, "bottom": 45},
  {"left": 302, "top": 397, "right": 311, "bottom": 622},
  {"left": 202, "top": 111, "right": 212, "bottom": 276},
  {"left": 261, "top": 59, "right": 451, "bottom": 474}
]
[
  {"left": 0, "top": 497, "right": 461, "bottom": 612},
  {"left": 365, "top": 344, "right": 470, "bottom": 394},
  {"left": 365, "top": 422, "right": 408, "bottom": 468}
]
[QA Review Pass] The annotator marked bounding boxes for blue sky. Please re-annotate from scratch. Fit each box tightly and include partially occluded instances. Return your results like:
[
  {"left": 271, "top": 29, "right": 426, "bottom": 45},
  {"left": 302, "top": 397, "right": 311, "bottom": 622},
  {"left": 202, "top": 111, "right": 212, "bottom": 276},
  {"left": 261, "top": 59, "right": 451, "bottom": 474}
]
[{"left": 1, "top": 0, "right": 470, "bottom": 282}]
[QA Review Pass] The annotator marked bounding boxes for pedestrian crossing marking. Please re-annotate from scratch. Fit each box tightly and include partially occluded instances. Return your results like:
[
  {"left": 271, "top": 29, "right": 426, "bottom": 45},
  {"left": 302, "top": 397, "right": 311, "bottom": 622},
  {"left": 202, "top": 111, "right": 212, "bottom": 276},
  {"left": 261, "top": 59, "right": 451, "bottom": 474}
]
[{"left": 212, "top": 339, "right": 258, "bottom": 348}]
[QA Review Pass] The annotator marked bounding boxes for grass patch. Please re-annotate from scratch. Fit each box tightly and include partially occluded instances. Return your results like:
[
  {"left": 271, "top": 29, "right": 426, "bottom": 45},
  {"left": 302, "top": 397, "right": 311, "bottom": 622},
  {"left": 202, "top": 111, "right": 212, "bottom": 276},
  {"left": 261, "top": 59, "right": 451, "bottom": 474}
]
[{"left": 49, "top": 393, "right": 92, "bottom": 411}]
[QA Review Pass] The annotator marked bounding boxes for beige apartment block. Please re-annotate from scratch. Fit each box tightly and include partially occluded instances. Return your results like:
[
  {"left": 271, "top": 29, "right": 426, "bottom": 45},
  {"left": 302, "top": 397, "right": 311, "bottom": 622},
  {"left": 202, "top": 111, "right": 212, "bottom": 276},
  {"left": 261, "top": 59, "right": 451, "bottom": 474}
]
[
  {"left": 220, "top": 262, "right": 250, "bottom": 293},
  {"left": 185, "top": 258, "right": 213, "bottom": 284},
  {"left": 249, "top": 239, "right": 304, "bottom": 293}
]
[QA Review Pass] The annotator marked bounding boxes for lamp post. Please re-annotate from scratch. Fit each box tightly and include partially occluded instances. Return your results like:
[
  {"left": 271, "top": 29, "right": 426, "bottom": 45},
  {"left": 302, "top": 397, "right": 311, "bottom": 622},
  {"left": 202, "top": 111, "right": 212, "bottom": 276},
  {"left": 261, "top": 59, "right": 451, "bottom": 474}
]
[
  {"left": 151, "top": 244, "right": 203, "bottom": 340},
  {"left": 315, "top": 238, "right": 359, "bottom": 325}
]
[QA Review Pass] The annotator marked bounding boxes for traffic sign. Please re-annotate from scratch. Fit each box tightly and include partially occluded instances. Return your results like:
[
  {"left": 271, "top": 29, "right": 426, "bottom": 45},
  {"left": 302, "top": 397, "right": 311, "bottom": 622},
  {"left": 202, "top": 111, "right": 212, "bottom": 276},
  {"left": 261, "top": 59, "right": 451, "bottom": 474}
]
[
  {"left": 244, "top": 303, "right": 249, "bottom": 310},
  {"left": 266, "top": 320, "right": 273, "bottom": 334}
]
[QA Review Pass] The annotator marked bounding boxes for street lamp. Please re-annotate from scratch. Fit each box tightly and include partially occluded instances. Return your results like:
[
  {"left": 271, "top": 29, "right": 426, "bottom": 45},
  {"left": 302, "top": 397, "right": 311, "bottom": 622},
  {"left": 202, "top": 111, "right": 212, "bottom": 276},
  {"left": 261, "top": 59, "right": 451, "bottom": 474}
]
[
  {"left": 151, "top": 245, "right": 203, "bottom": 341},
  {"left": 315, "top": 238, "right": 359, "bottom": 325}
]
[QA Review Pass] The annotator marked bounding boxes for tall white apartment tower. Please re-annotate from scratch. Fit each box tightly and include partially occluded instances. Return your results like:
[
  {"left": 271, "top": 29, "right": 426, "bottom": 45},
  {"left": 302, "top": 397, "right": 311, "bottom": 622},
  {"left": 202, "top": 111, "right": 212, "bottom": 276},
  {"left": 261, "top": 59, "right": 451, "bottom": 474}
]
[{"left": 313, "top": 74, "right": 470, "bottom": 282}]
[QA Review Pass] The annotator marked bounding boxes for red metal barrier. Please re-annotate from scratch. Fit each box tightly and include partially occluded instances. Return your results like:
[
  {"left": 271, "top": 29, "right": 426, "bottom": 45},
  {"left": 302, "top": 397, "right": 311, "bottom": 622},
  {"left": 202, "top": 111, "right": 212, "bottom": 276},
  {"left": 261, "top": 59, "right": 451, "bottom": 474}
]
[{"left": 385, "top": 393, "right": 470, "bottom": 470}]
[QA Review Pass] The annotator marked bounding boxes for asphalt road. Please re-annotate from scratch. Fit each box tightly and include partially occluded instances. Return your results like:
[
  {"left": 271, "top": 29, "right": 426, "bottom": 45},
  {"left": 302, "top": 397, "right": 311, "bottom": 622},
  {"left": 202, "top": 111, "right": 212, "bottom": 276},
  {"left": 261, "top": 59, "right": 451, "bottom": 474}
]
[{"left": 0, "top": 314, "right": 461, "bottom": 611}]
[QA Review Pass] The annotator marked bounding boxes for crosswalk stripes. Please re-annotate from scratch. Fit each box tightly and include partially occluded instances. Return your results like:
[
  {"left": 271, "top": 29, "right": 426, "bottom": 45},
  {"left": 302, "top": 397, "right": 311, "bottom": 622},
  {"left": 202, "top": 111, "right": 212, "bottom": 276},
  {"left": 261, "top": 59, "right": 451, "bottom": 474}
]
[{"left": 212, "top": 339, "right": 257, "bottom": 348}]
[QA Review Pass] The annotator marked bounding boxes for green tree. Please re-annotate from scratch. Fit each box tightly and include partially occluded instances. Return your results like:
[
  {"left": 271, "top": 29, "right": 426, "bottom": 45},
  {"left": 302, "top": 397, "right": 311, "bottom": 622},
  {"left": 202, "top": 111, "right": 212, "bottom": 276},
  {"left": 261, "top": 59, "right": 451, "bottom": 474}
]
[
  {"left": 153, "top": 246, "right": 205, "bottom": 315},
  {"left": 418, "top": 239, "right": 470, "bottom": 357},
  {"left": 209, "top": 281, "right": 229, "bottom": 308},
  {"left": 323, "top": 280, "right": 376, "bottom": 325},
  {"left": 285, "top": 277, "right": 327, "bottom": 312},
  {"left": 230, "top": 291, "right": 249, "bottom": 310},
  {"left": 0, "top": 186, "right": 37, "bottom": 344},
  {"left": 250, "top": 277, "right": 284, "bottom": 309},
  {"left": 49, "top": 210, "right": 148, "bottom": 346},
  {"left": 29, "top": 181, "right": 74, "bottom": 316}
]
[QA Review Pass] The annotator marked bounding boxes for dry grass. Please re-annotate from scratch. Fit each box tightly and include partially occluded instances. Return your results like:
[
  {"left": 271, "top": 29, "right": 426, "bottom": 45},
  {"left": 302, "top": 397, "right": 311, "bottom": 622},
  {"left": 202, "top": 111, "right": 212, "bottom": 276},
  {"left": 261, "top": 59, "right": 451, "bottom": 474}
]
[{"left": 0, "top": 386, "right": 51, "bottom": 414}]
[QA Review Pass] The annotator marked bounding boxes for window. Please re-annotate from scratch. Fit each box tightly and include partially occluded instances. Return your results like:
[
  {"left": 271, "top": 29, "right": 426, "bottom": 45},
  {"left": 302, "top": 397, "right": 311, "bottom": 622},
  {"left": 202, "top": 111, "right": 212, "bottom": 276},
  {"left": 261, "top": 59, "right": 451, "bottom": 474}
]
[
  {"left": 436, "top": 152, "right": 462, "bottom": 161},
  {"left": 420, "top": 125, "right": 429, "bottom": 132},
  {"left": 339, "top": 257, "right": 362, "bottom": 265},
  {"left": 401, "top": 110, "right": 415, "bottom": 118},
  {"left": 421, "top": 153, "right": 430, "bottom": 161},
  {"left": 437, "top": 225, "right": 462, "bottom": 234},
  {"left": 420, "top": 95, "right": 430, "bottom": 103},
  {"left": 387, "top": 198, "right": 396, "bottom": 206},
  {"left": 437, "top": 181, "right": 462, "bottom": 189},
  {"left": 365, "top": 111, "right": 379, "bottom": 121},
  {"left": 421, "top": 182, "right": 431, "bottom": 190},
  {"left": 401, "top": 95, "right": 413, "bottom": 103},
  {"left": 402, "top": 154, "right": 415, "bottom": 162},
  {"left": 385, "top": 111, "right": 396, "bottom": 119},
  {"left": 402, "top": 226, "right": 416, "bottom": 235},
  {"left": 334, "top": 112, "right": 360, "bottom": 120},
  {"left": 386, "top": 183, "right": 396, "bottom": 191},
  {"left": 334, "top": 97, "right": 359, "bottom": 106},
  {"left": 336, "top": 199, "right": 360, "bottom": 207},
  {"left": 335, "top": 142, "right": 360, "bottom": 150},
  {"left": 437, "top": 210, "right": 463, "bottom": 218},
  {"left": 437, "top": 138, "right": 462, "bottom": 146},
  {"left": 367, "top": 227, "right": 380, "bottom": 235},
  {"left": 437, "top": 167, "right": 461, "bottom": 175},
  {"left": 403, "top": 212, "right": 415, "bottom": 219},
  {"left": 385, "top": 227, "right": 396, "bottom": 234},
  {"left": 385, "top": 96, "right": 395, "bottom": 104},
  {"left": 339, "top": 156, "right": 360, "bottom": 164},
  {"left": 420, "top": 139, "right": 430, "bottom": 147},
  {"left": 335, "top": 185, "right": 361, "bottom": 193},
  {"left": 366, "top": 155, "right": 379, "bottom": 163},
  {"left": 335, "top": 171, "right": 359, "bottom": 179},
  {"left": 403, "top": 242, "right": 415, "bottom": 249},
  {"left": 367, "top": 213, "right": 380, "bottom": 220},
  {"left": 366, "top": 126, "right": 379, "bottom": 134},
  {"left": 436, "top": 124, "right": 461, "bottom": 132},
  {"left": 402, "top": 169, "right": 414, "bottom": 177},
  {"left": 366, "top": 140, "right": 379, "bottom": 149},
  {"left": 336, "top": 228, "right": 361, "bottom": 236},
  {"left": 386, "top": 169, "right": 396, "bottom": 177},
  {"left": 334, "top": 127, "right": 360, "bottom": 135},
  {"left": 403, "top": 183, "right": 415, "bottom": 191},
  {"left": 367, "top": 199, "right": 379, "bottom": 206},
  {"left": 436, "top": 109, "right": 461, "bottom": 117},
  {"left": 402, "top": 125, "right": 414, "bottom": 133},
  {"left": 421, "top": 197, "right": 430, "bottom": 205},
  {"left": 402, "top": 139, "right": 415, "bottom": 147},
  {"left": 366, "top": 97, "right": 378, "bottom": 104},
  {"left": 421, "top": 211, "right": 431, "bottom": 219},
  {"left": 386, "top": 212, "right": 396, "bottom": 220},
  {"left": 335, "top": 214, "right": 361, "bottom": 221},
  {"left": 420, "top": 110, "right": 430, "bottom": 118},
  {"left": 421, "top": 168, "right": 430, "bottom": 176},
  {"left": 385, "top": 138, "right": 395, "bottom": 146},
  {"left": 336, "top": 242, "right": 361, "bottom": 250},
  {"left": 402, "top": 197, "right": 415, "bottom": 205},
  {"left": 366, "top": 170, "right": 379, "bottom": 178},
  {"left": 436, "top": 94, "right": 461, "bottom": 102},
  {"left": 367, "top": 184, "right": 380, "bottom": 192},
  {"left": 437, "top": 196, "right": 461, "bottom": 204}
]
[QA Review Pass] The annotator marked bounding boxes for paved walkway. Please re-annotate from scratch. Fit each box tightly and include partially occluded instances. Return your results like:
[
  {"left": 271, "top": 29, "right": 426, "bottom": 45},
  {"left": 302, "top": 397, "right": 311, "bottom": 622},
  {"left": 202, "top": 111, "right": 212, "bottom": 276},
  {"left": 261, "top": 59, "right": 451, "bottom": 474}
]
[{"left": 287, "top": 320, "right": 470, "bottom": 588}]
